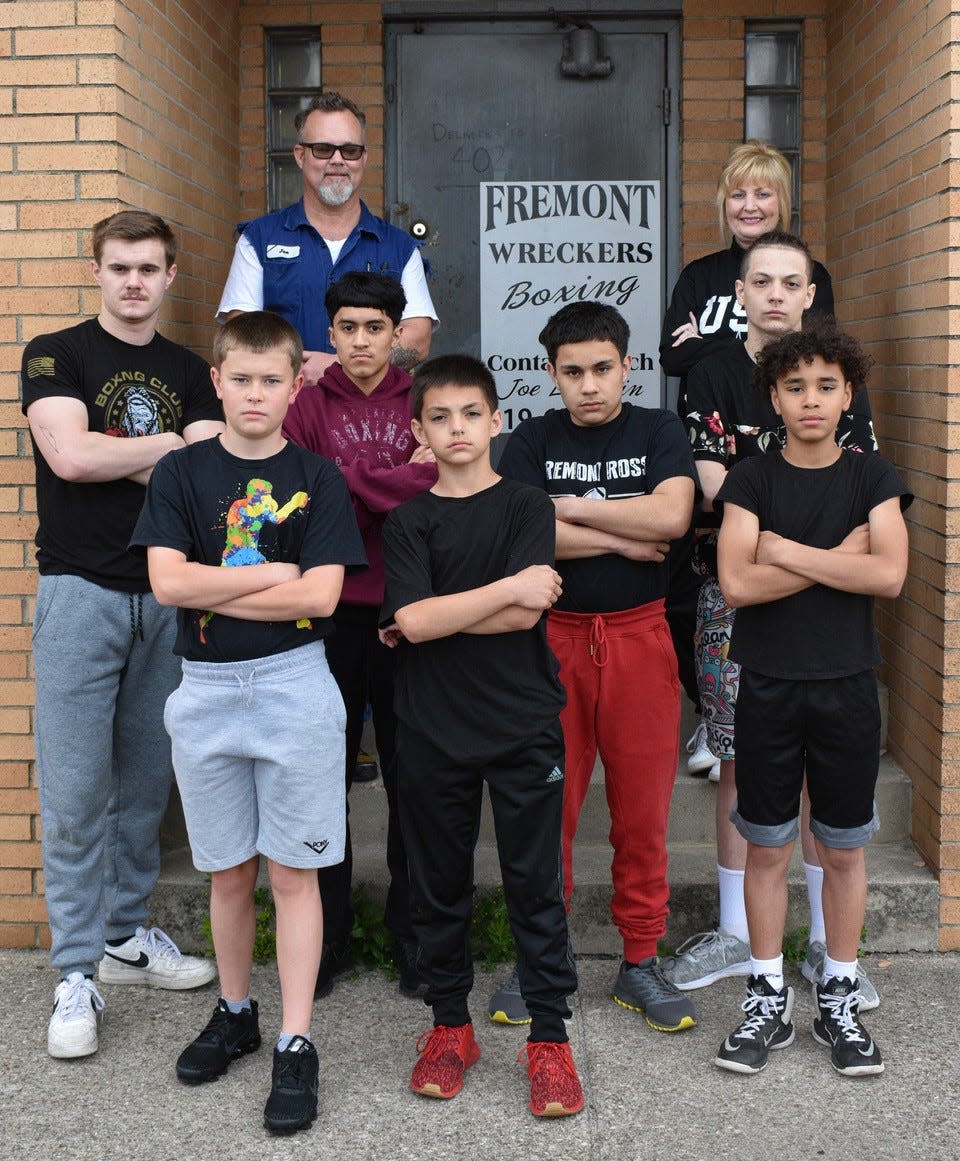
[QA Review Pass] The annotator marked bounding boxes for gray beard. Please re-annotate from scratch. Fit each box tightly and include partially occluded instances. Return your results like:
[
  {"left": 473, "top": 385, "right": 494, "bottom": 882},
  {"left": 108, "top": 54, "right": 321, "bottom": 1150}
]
[{"left": 315, "top": 180, "right": 355, "bottom": 207}]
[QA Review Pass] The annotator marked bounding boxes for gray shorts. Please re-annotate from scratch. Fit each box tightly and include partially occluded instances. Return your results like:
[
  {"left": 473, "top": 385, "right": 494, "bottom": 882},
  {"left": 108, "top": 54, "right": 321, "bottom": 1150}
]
[{"left": 164, "top": 641, "right": 346, "bottom": 872}]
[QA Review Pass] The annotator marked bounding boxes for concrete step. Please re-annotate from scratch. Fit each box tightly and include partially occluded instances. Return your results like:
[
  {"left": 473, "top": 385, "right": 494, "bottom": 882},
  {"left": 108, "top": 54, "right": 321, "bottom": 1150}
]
[
  {"left": 152, "top": 681, "right": 934, "bottom": 957},
  {"left": 341, "top": 749, "right": 913, "bottom": 848},
  {"left": 559, "top": 839, "right": 939, "bottom": 956},
  {"left": 151, "top": 819, "right": 937, "bottom": 961},
  {"left": 150, "top": 836, "right": 938, "bottom": 958}
]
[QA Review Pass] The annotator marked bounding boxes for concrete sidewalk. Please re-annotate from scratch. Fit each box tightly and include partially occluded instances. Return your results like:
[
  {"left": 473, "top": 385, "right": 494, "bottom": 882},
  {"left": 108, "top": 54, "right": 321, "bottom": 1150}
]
[{"left": 3, "top": 948, "right": 958, "bottom": 1161}]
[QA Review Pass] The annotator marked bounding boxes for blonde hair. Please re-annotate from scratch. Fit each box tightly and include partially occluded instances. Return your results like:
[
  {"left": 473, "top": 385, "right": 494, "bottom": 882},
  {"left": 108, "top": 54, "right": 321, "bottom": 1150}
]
[
  {"left": 212, "top": 311, "right": 303, "bottom": 375},
  {"left": 716, "top": 141, "right": 792, "bottom": 240}
]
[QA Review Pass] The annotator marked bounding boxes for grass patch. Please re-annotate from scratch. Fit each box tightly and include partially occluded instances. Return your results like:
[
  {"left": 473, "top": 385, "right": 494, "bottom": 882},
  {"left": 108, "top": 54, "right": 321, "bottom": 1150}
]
[
  {"left": 197, "top": 882, "right": 539, "bottom": 974},
  {"left": 470, "top": 886, "right": 515, "bottom": 971},
  {"left": 349, "top": 886, "right": 394, "bottom": 975},
  {"left": 781, "top": 924, "right": 810, "bottom": 965},
  {"left": 202, "top": 885, "right": 276, "bottom": 964}
]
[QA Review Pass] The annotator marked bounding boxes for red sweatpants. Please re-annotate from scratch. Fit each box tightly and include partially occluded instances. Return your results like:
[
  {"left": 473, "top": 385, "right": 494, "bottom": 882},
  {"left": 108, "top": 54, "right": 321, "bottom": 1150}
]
[{"left": 548, "top": 599, "right": 680, "bottom": 962}]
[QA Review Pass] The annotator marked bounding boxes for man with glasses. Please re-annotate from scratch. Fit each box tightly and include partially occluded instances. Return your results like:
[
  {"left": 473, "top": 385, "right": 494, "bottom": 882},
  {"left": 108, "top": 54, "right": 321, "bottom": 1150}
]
[{"left": 217, "top": 91, "right": 437, "bottom": 382}]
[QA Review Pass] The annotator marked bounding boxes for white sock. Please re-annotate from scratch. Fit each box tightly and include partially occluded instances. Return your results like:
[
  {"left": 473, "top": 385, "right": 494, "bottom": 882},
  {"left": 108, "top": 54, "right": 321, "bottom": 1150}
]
[
  {"left": 822, "top": 955, "right": 857, "bottom": 986},
  {"left": 804, "top": 862, "right": 826, "bottom": 945},
  {"left": 224, "top": 997, "right": 251, "bottom": 1014},
  {"left": 717, "top": 865, "right": 749, "bottom": 944},
  {"left": 277, "top": 1031, "right": 310, "bottom": 1052},
  {"left": 750, "top": 954, "right": 784, "bottom": 991}
]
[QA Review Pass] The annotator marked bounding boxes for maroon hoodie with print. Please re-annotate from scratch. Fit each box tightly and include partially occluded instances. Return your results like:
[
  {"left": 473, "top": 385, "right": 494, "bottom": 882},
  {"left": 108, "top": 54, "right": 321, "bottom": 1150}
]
[{"left": 283, "top": 361, "right": 437, "bottom": 605}]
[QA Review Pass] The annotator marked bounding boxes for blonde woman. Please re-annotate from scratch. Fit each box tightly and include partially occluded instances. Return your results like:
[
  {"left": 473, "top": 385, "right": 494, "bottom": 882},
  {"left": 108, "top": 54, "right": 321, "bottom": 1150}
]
[{"left": 660, "top": 140, "right": 833, "bottom": 387}]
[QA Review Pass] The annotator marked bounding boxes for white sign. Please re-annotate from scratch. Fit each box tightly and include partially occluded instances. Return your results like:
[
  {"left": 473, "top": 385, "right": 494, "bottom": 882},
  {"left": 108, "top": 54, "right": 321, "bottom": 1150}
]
[{"left": 480, "top": 180, "right": 662, "bottom": 432}]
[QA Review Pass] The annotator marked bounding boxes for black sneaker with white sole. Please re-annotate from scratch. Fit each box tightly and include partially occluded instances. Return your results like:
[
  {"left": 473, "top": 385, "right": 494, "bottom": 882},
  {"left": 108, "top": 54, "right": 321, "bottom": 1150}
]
[
  {"left": 264, "top": 1036, "right": 319, "bottom": 1134},
  {"left": 813, "top": 976, "right": 884, "bottom": 1077},
  {"left": 175, "top": 999, "right": 261, "bottom": 1083},
  {"left": 714, "top": 975, "right": 794, "bottom": 1074}
]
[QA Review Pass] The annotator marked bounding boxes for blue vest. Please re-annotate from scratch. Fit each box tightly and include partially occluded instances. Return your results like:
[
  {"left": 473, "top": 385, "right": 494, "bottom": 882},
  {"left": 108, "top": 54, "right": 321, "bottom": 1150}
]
[{"left": 239, "top": 200, "right": 419, "bottom": 352}]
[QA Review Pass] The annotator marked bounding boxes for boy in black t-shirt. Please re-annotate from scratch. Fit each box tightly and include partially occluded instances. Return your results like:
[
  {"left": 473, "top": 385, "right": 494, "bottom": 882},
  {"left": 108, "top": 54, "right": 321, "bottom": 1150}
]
[
  {"left": 665, "top": 231, "right": 881, "bottom": 1003},
  {"left": 713, "top": 322, "right": 910, "bottom": 1078},
  {"left": 379, "top": 355, "right": 583, "bottom": 1118},
  {"left": 131, "top": 312, "right": 366, "bottom": 1133},
  {"left": 498, "top": 302, "right": 699, "bottom": 1036}
]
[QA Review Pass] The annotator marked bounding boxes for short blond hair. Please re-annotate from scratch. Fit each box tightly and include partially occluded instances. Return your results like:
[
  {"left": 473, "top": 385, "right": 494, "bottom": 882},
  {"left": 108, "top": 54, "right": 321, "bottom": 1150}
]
[
  {"left": 716, "top": 140, "right": 792, "bottom": 240},
  {"left": 212, "top": 311, "right": 303, "bottom": 375}
]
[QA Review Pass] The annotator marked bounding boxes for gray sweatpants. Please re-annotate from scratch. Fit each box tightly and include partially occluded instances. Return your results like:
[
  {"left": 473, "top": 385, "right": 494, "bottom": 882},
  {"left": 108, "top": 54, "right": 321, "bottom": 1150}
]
[{"left": 33, "top": 574, "right": 180, "bottom": 978}]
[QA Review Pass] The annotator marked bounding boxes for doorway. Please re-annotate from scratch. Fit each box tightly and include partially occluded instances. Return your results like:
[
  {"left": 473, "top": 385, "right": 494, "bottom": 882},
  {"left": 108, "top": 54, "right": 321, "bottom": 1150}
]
[{"left": 385, "top": 8, "right": 680, "bottom": 402}]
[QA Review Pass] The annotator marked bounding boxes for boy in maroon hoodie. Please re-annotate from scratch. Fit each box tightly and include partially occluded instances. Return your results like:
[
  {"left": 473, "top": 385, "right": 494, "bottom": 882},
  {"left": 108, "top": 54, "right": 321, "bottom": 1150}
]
[{"left": 283, "top": 272, "right": 437, "bottom": 996}]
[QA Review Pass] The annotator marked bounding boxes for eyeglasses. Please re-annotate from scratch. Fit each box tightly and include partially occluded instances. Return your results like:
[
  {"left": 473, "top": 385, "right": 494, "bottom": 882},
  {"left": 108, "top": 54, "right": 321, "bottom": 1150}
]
[{"left": 298, "top": 141, "right": 366, "bottom": 161}]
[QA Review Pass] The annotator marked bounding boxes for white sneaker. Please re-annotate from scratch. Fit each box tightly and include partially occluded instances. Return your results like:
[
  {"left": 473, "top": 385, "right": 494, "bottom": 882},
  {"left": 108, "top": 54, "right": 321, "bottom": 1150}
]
[
  {"left": 48, "top": 972, "right": 105, "bottom": 1058},
  {"left": 686, "top": 720, "right": 720, "bottom": 780},
  {"left": 98, "top": 926, "right": 217, "bottom": 991}
]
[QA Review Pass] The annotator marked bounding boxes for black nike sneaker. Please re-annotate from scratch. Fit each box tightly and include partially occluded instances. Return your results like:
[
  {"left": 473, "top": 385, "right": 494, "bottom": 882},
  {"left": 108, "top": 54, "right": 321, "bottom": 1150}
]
[
  {"left": 264, "top": 1036, "right": 319, "bottom": 1134},
  {"left": 175, "top": 998, "right": 261, "bottom": 1083},
  {"left": 813, "top": 976, "right": 884, "bottom": 1076},
  {"left": 714, "top": 975, "right": 794, "bottom": 1074}
]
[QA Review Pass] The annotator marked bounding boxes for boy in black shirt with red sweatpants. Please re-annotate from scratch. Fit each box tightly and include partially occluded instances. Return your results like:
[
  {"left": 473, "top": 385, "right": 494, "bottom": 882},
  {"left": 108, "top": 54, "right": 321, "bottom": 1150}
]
[
  {"left": 380, "top": 355, "right": 583, "bottom": 1118},
  {"left": 498, "top": 302, "right": 699, "bottom": 1034}
]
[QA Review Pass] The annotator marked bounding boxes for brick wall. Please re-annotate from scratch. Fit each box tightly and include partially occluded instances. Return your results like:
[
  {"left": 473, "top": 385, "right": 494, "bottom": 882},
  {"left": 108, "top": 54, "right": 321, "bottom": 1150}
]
[
  {"left": 1, "top": 0, "right": 951, "bottom": 949},
  {"left": 0, "top": 0, "right": 241, "bottom": 948},
  {"left": 824, "top": 1, "right": 959, "bottom": 949},
  {"left": 679, "top": 3, "right": 828, "bottom": 267},
  {"left": 237, "top": 1, "right": 384, "bottom": 220}
]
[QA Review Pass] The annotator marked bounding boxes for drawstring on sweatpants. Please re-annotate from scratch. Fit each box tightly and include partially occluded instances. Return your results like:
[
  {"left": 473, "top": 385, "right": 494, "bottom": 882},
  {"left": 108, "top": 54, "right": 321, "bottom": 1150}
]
[
  {"left": 128, "top": 593, "right": 144, "bottom": 641},
  {"left": 588, "top": 615, "right": 608, "bottom": 667}
]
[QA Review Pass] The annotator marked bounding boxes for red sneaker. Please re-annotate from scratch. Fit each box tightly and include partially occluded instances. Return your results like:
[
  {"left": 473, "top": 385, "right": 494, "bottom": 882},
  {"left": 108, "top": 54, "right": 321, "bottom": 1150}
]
[
  {"left": 410, "top": 1023, "right": 480, "bottom": 1099},
  {"left": 521, "top": 1040, "right": 585, "bottom": 1117}
]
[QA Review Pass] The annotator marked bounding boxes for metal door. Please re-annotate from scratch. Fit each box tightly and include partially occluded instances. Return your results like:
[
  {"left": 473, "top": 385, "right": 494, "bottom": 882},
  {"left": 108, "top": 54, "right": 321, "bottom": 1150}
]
[{"left": 385, "top": 12, "right": 679, "bottom": 390}]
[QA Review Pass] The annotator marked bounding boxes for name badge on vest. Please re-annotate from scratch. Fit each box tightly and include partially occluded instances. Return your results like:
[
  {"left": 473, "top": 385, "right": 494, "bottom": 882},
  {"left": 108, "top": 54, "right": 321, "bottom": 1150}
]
[{"left": 266, "top": 244, "right": 300, "bottom": 259}]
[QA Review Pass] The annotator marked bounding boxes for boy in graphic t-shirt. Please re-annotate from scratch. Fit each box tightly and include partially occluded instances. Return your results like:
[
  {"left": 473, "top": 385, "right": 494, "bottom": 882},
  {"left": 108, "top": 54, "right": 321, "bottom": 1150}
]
[
  {"left": 131, "top": 311, "right": 366, "bottom": 1134},
  {"left": 497, "top": 301, "right": 699, "bottom": 1035},
  {"left": 712, "top": 321, "right": 910, "bottom": 1079}
]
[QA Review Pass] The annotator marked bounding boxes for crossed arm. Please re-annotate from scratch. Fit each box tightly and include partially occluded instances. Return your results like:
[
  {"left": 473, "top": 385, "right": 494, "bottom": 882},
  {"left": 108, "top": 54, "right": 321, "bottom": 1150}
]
[
  {"left": 146, "top": 547, "right": 346, "bottom": 621},
  {"left": 27, "top": 396, "right": 224, "bottom": 485},
  {"left": 553, "top": 475, "right": 695, "bottom": 563},
  {"left": 380, "top": 564, "right": 562, "bottom": 646},
  {"left": 718, "top": 496, "right": 907, "bottom": 609}
]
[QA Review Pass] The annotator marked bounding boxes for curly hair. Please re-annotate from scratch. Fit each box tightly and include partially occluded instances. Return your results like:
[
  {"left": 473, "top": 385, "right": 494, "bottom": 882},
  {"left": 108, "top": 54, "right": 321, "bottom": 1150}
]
[{"left": 753, "top": 318, "right": 872, "bottom": 399}]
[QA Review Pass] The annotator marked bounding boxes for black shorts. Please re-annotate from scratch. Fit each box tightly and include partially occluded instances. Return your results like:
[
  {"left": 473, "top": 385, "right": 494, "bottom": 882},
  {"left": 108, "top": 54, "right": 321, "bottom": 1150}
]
[{"left": 732, "top": 668, "right": 881, "bottom": 850}]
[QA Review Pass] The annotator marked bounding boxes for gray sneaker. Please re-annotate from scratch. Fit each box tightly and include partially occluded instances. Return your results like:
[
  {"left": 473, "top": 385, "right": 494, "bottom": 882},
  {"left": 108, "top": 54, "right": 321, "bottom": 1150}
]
[
  {"left": 488, "top": 963, "right": 530, "bottom": 1025},
  {"left": 661, "top": 928, "right": 751, "bottom": 990},
  {"left": 800, "top": 941, "right": 879, "bottom": 1011},
  {"left": 612, "top": 957, "right": 697, "bottom": 1032}
]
